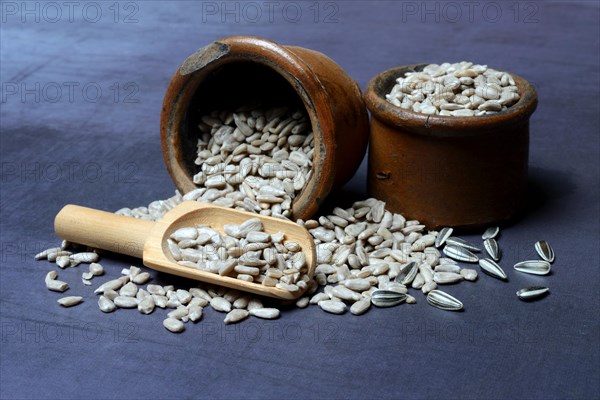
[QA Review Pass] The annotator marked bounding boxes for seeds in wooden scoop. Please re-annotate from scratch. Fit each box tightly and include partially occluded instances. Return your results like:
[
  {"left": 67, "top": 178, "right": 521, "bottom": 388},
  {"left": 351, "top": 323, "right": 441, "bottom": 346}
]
[{"left": 166, "top": 218, "right": 309, "bottom": 293}]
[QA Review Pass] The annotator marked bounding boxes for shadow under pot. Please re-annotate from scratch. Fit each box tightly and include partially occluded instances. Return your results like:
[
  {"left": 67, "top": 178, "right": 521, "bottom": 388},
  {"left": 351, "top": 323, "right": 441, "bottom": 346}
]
[
  {"left": 160, "top": 36, "right": 370, "bottom": 221},
  {"left": 365, "top": 64, "right": 538, "bottom": 230}
]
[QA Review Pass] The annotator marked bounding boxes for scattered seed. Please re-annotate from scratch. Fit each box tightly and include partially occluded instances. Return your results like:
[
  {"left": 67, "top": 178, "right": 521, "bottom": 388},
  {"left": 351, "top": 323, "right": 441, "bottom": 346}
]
[
  {"left": 516, "top": 286, "right": 549, "bottom": 301},
  {"left": 443, "top": 243, "right": 478, "bottom": 262},
  {"left": 426, "top": 290, "right": 463, "bottom": 311},
  {"left": 534, "top": 240, "right": 555, "bottom": 263},
  {"left": 482, "top": 226, "right": 499, "bottom": 240},
  {"left": 513, "top": 260, "right": 551, "bottom": 276},
  {"left": 224, "top": 309, "right": 249, "bottom": 324},
  {"left": 446, "top": 237, "right": 480, "bottom": 252},
  {"left": 483, "top": 238, "right": 500, "bottom": 261},
  {"left": 318, "top": 300, "right": 347, "bottom": 314},
  {"left": 98, "top": 296, "right": 116, "bottom": 313},
  {"left": 57, "top": 296, "right": 83, "bottom": 307},
  {"left": 248, "top": 308, "right": 280, "bottom": 319},
  {"left": 371, "top": 290, "right": 407, "bottom": 307},
  {"left": 478, "top": 258, "right": 508, "bottom": 280},
  {"left": 114, "top": 296, "right": 138, "bottom": 308},
  {"left": 163, "top": 317, "right": 185, "bottom": 333},
  {"left": 435, "top": 227, "right": 453, "bottom": 247}
]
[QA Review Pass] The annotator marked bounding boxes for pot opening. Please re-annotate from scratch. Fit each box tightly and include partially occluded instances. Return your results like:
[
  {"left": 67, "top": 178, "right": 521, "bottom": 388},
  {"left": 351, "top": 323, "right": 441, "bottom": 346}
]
[{"left": 177, "top": 60, "right": 316, "bottom": 219}]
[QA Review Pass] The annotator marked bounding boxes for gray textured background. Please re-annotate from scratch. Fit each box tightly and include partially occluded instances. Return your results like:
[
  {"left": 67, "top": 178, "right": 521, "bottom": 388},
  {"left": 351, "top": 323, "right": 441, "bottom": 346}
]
[{"left": 1, "top": 1, "right": 599, "bottom": 399}]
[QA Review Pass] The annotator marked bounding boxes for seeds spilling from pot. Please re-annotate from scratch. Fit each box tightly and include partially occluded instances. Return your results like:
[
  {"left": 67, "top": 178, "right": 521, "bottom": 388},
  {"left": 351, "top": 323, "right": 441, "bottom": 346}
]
[
  {"left": 192, "top": 106, "right": 313, "bottom": 219},
  {"left": 385, "top": 61, "right": 521, "bottom": 116}
]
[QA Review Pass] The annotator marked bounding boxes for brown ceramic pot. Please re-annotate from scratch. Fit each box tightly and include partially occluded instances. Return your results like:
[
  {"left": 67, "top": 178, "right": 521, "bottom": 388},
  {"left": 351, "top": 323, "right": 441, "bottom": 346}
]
[
  {"left": 365, "top": 64, "right": 538, "bottom": 230},
  {"left": 161, "top": 36, "right": 369, "bottom": 221}
]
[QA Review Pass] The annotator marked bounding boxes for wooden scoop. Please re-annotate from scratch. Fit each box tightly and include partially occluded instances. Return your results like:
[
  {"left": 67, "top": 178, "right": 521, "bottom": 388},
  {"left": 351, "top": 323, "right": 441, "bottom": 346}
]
[{"left": 54, "top": 201, "right": 316, "bottom": 300}]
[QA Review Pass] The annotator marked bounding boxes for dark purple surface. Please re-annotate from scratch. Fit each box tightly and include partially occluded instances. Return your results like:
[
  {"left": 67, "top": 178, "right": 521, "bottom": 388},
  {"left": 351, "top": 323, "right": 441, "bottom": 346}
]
[{"left": 1, "top": 1, "right": 598, "bottom": 399}]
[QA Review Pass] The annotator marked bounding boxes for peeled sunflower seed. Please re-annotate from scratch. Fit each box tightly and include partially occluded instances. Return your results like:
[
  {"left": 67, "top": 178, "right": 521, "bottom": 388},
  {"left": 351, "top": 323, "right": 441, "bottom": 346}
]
[
  {"left": 137, "top": 296, "right": 155, "bottom": 314},
  {"left": 35, "top": 247, "right": 62, "bottom": 260},
  {"left": 163, "top": 317, "right": 185, "bottom": 333},
  {"left": 482, "top": 226, "right": 499, "bottom": 240},
  {"left": 534, "top": 240, "right": 555, "bottom": 263},
  {"left": 45, "top": 271, "right": 69, "bottom": 292},
  {"left": 248, "top": 308, "right": 280, "bottom": 319},
  {"left": 70, "top": 252, "right": 99, "bottom": 263},
  {"left": 433, "top": 272, "right": 463, "bottom": 284},
  {"left": 94, "top": 279, "right": 125, "bottom": 294},
  {"left": 188, "top": 306, "right": 203, "bottom": 322},
  {"left": 435, "top": 227, "right": 453, "bottom": 248},
  {"left": 426, "top": 290, "right": 463, "bottom": 311},
  {"left": 513, "top": 260, "right": 551, "bottom": 276},
  {"left": 395, "top": 261, "right": 418, "bottom": 285},
  {"left": 98, "top": 295, "right": 116, "bottom": 312},
  {"left": 224, "top": 309, "right": 249, "bottom": 324},
  {"left": 89, "top": 263, "right": 104, "bottom": 276},
  {"left": 318, "top": 300, "right": 347, "bottom": 314},
  {"left": 478, "top": 258, "right": 508, "bottom": 280},
  {"left": 446, "top": 237, "right": 481, "bottom": 252},
  {"left": 350, "top": 299, "right": 371, "bottom": 315},
  {"left": 114, "top": 296, "right": 138, "bottom": 308},
  {"left": 210, "top": 297, "right": 232, "bottom": 312},
  {"left": 57, "top": 296, "right": 83, "bottom": 307},
  {"left": 443, "top": 244, "right": 479, "bottom": 263},
  {"left": 483, "top": 238, "right": 500, "bottom": 261},
  {"left": 371, "top": 290, "right": 407, "bottom": 307},
  {"left": 516, "top": 286, "right": 549, "bottom": 301}
]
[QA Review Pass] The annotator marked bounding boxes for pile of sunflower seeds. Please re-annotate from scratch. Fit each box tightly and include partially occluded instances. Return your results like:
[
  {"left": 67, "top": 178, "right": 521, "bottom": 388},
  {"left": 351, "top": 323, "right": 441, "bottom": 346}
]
[
  {"left": 385, "top": 61, "right": 521, "bottom": 116},
  {"left": 36, "top": 194, "right": 556, "bottom": 333},
  {"left": 167, "top": 218, "right": 310, "bottom": 294}
]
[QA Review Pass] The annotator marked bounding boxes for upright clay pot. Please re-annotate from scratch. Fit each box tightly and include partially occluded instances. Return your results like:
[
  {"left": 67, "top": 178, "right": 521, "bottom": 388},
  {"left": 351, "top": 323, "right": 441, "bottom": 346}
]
[
  {"left": 161, "top": 36, "right": 369, "bottom": 221},
  {"left": 365, "top": 64, "right": 538, "bottom": 229}
]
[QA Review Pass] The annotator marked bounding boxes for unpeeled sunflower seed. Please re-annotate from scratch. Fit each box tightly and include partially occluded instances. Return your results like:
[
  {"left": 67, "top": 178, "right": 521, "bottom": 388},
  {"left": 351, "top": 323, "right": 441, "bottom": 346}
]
[
  {"left": 534, "top": 240, "right": 555, "bottom": 263},
  {"left": 482, "top": 226, "right": 499, "bottom": 240},
  {"left": 371, "top": 289, "right": 407, "bottom": 307},
  {"left": 443, "top": 244, "right": 479, "bottom": 263},
  {"left": 395, "top": 261, "right": 418, "bottom": 285},
  {"left": 516, "top": 286, "right": 549, "bottom": 301},
  {"left": 435, "top": 227, "right": 453, "bottom": 248},
  {"left": 513, "top": 260, "right": 551, "bottom": 276},
  {"left": 483, "top": 238, "right": 500, "bottom": 261},
  {"left": 446, "top": 237, "right": 480, "bottom": 252},
  {"left": 478, "top": 258, "right": 508, "bottom": 280},
  {"left": 426, "top": 290, "right": 463, "bottom": 311}
]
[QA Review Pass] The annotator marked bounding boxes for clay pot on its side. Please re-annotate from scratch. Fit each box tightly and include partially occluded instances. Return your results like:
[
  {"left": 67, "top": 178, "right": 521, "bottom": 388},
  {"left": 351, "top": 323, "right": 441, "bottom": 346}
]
[
  {"left": 161, "top": 36, "right": 369, "bottom": 221},
  {"left": 365, "top": 64, "right": 538, "bottom": 229}
]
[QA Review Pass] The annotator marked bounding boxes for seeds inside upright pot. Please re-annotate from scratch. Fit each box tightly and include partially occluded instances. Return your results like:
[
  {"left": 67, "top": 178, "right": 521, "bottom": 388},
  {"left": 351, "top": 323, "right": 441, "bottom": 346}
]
[{"left": 365, "top": 62, "right": 537, "bottom": 229}]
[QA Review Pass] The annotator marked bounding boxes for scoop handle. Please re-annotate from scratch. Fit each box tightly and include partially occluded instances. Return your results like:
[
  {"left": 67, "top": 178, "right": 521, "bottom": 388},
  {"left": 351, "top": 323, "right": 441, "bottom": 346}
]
[{"left": 54, "top": 205, "right": 155, "bottom": 258}]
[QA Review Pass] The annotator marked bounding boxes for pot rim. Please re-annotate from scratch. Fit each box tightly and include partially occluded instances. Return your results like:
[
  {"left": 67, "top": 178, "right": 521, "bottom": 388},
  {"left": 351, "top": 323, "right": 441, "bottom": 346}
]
[
  {"left": 364, "top": 63, "right": 538, "bottom": 137},
  {"left": 160, "top": 36, "right": 337, "bottom": 219}
]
